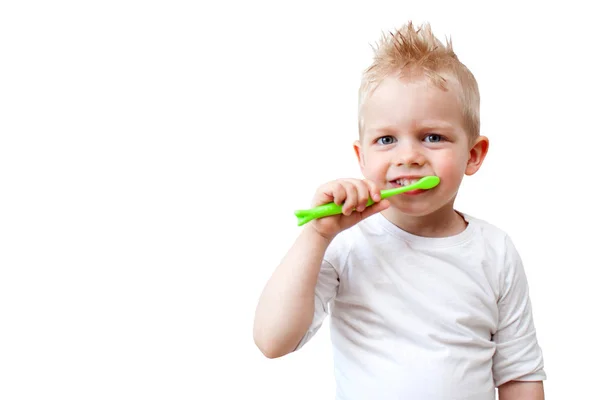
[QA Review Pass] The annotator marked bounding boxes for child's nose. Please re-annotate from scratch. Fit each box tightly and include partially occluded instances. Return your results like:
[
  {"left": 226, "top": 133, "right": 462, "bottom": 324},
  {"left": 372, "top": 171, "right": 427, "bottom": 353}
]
[{"left": 394, "top": 143, "right": 425, "bottom": 166}]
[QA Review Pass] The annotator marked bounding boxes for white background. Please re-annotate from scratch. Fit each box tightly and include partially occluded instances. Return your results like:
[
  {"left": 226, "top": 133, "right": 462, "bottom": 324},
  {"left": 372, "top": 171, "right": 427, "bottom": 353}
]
[{"left": 1, "top": 1, "right": 598, "bottom": 399}]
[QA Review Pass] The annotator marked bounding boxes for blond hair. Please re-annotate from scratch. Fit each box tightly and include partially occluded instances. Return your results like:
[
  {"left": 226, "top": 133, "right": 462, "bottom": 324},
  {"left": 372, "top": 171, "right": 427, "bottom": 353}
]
[{"left": 358, "top": 22, "right": 480, "bottom": 141}]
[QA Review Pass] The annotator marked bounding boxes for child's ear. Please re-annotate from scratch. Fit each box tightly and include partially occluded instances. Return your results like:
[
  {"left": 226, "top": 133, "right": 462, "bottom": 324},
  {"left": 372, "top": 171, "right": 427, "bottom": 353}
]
[
  {"left": 353, "top": 140, "right": 365, "bottom": 170},
  {"left": 465, "top": 136, "right": 489, "bottom": 176}
]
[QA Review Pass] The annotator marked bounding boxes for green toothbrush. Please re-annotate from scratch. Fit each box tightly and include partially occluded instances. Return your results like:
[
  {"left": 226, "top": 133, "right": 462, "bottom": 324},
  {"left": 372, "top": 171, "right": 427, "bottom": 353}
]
[{"left": 294, "top": 176, "right": 440, "bottom": 226}]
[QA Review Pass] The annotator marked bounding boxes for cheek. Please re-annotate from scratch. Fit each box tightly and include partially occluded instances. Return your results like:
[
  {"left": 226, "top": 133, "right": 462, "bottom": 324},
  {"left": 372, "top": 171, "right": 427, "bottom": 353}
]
[
  {"left": 433, "top": 153, "right": 467, "bottom": 180},
  {"left": 362, "top": 155, "right": 389, "bottom": 180}
]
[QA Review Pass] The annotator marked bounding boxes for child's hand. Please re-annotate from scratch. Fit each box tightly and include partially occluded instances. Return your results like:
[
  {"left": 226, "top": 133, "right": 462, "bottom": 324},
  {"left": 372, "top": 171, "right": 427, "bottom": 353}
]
[{"left": 308, "top": 178, "right": 390, "bottom": 240}]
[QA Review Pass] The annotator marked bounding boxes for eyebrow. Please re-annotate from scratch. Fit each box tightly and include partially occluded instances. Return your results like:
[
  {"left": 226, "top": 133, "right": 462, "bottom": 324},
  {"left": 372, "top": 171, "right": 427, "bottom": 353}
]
[
  {"left": 366, "top": 121, "right": 456, "bottom": 135},
  {"left": 419, "top": 120, "right": 456, "bottom": 130}
]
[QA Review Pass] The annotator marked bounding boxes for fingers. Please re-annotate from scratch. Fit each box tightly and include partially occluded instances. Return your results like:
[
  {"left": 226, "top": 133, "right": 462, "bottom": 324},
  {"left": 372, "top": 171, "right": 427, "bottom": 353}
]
[
  {"left": 348, "top": 179, "right": 381, "bottom": 214},
  {"left": 330, "top": 181, "right": 347, "bottom": 206},
  {"left": 314, "top": 178, "right": 383, "bottom": 216},
  {"left": 340, "top": 181, "right": 358, "bottom": 215},
  {"left": 337, "top": 179, "right": 375, "bottom": 215},
  {"left": 312, "top": 181, "right": 343, "bottom": 208},
  {"left": 365, "top": 180, "right": 381, "bottom": 203},
  {"left": 358, "top": 182, "right": 375, "bottom": 213}
]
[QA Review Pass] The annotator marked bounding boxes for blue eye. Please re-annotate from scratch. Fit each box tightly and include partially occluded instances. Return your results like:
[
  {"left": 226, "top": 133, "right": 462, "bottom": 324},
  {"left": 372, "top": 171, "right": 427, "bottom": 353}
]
[
  {"left": 376, "top": 136, "right": 396, "bottom": 145},
  {"left": 424, "top": 134, "right": 443, "bottom": 143}
]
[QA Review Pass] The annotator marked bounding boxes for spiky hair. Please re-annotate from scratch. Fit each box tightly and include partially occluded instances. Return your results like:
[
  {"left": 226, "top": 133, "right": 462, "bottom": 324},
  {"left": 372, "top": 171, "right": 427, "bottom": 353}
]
[{"left": 358, "top": 22, "right": 480, "bottom": 140}]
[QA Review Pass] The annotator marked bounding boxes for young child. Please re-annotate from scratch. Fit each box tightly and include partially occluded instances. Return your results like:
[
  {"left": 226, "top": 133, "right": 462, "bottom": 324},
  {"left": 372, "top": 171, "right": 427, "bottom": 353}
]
[{"left": 253, "top": 22, "right": 545, "bottom": 400}]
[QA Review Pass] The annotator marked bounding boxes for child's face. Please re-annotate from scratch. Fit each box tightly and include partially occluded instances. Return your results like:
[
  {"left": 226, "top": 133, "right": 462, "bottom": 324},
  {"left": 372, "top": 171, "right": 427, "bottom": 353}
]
[{"left": 354, "top": 75, "right": 488, "bottom": 217}]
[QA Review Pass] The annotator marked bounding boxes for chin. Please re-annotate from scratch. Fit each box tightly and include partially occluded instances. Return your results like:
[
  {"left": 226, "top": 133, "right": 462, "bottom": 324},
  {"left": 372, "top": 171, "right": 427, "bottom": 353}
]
[
  {"left": 387, "top": 203, "right": 436, "bottom": 217},
  {"left": 387, "top": 196, "right": 451, "bottom": 217}
]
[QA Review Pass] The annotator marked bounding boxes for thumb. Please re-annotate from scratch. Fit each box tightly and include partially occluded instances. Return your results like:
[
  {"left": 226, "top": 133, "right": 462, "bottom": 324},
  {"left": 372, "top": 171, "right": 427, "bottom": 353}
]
[{"left": 358, "top": 199, "right": 390, "bottom": 220}]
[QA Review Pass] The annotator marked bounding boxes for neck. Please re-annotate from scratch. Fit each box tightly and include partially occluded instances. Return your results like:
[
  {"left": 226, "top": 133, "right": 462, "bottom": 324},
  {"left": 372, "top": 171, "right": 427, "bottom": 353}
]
[{"left": 381, "top": 202, "right": 467, "bottom": 238}]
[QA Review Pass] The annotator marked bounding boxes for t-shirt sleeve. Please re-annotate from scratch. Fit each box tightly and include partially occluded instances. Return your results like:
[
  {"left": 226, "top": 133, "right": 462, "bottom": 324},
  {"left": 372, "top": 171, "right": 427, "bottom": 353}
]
[
  {"left": 492, "top": 236, "right": 546, "bottom": 387},
  {"left": 293, "top": 236, "right": 345, "bottom": 350}
]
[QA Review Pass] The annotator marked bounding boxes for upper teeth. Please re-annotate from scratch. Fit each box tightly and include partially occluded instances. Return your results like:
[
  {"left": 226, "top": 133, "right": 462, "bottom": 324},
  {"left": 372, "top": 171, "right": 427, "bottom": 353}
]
[{"left": 396, "top": 178, "right": 420, "bottom": 186}]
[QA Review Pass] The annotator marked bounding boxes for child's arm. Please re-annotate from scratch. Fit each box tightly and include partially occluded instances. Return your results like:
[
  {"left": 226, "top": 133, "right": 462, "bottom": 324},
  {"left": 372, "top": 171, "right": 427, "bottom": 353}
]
[
  {"left": 253, "top": 178, "right": 388, "bottom": 358},
  {"left": 498, "top": 380, "right": 544, "bottom": 399},
  {"left": 253, "top": 225, "right": 333, "bottom": 358},
  {"left": 492, "top": 236, "right": 546, "bottom": 391}
]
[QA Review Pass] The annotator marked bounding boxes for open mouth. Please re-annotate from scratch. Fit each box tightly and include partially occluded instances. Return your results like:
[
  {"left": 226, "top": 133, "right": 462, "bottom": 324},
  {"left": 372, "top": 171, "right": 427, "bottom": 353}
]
[{"left": 393, "top": 178, "right": 423, "bottom": 186}]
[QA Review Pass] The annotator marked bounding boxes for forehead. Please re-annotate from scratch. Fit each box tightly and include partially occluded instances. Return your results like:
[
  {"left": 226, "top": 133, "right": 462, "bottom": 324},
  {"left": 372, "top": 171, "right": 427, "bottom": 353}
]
[{"left": 361, "top": 75, "right": 464, "bottom": 133}]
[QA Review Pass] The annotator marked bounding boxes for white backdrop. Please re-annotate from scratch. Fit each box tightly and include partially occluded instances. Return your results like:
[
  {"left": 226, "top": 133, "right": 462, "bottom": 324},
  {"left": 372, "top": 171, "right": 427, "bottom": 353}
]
[{"left": 1, "top": 1, "right": 598, "bottom": 399}]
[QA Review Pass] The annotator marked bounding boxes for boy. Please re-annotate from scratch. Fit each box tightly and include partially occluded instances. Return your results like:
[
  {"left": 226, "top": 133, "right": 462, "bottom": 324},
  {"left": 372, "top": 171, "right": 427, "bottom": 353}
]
[{"left": 253, "top": 22, "right": 545, "bottom": 399}]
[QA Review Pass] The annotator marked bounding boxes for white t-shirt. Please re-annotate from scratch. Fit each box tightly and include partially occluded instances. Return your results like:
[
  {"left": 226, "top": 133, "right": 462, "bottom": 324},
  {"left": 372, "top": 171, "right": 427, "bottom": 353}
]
[{"left": 295, "top": 212, "right": 545, "bottom": 400}]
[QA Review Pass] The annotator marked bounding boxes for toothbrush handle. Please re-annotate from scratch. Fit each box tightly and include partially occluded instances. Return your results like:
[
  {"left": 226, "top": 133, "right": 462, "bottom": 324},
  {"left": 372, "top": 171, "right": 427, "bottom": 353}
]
[{"left": 294, "top": 198, "right": 376, "bottom": 226}]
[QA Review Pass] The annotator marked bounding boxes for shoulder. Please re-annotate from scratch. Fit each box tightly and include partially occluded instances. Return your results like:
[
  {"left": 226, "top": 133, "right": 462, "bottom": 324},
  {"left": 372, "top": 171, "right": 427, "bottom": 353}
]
[
  {"left": 463, "top": 213, "right": 509, "bottom": 242},
  {"left": 461, "top": 212, "right": 523, "bottom": 272},
  {"left": 323, "top": 214, "right": 388, "bottom": 273}
]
